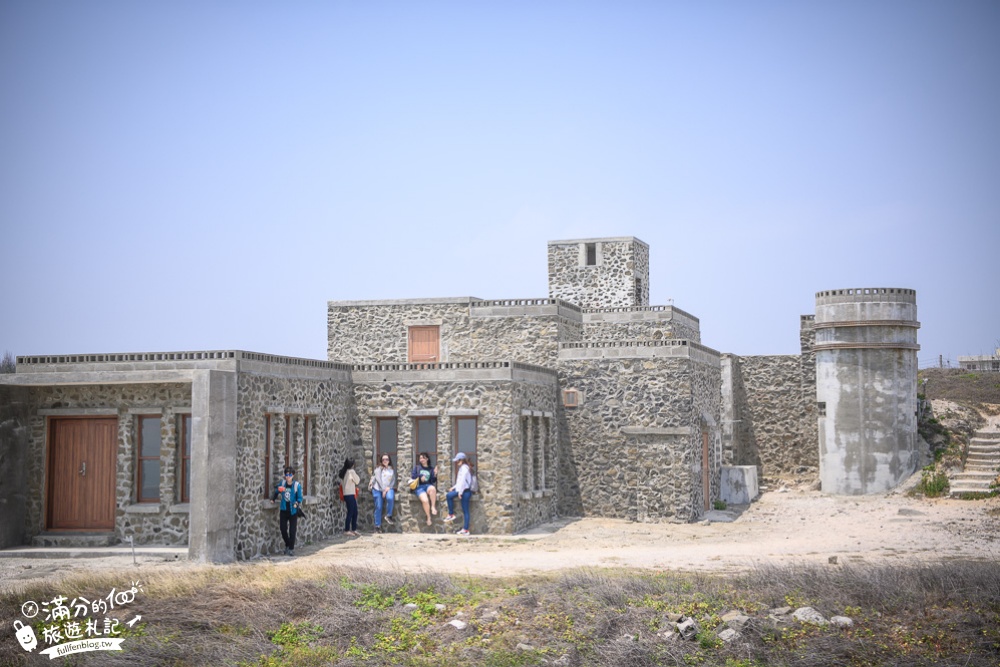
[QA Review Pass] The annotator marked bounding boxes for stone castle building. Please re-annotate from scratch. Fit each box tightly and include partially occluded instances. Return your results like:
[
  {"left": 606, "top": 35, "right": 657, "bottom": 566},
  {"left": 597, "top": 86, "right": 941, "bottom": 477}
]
[{"left": 0, "top": 236, "right": 919, "bottom": 562}]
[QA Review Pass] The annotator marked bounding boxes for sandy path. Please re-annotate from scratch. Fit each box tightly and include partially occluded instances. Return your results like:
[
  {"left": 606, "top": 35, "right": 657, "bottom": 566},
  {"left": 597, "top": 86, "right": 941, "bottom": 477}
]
[
  {"left": 2, "top": 488, "right": 997, "bottom": 591},
  {"left": 305, "top": 488, "right": 1000, "bottom": 576}
]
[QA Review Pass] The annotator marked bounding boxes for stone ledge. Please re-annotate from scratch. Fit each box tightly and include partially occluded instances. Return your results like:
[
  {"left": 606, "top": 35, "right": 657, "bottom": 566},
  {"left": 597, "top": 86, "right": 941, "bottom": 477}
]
[
  {"left": 124, "top": 503, "right": 162, "bottom": 514},
  {"left": 37, "top": 407, "right": 119, "bottom": 416},
  {"left": 168, "top": 504, "right": 190, "bottom": 514},
  {"left": 622, "top": 427, "right": 692, "bottom": 436}
]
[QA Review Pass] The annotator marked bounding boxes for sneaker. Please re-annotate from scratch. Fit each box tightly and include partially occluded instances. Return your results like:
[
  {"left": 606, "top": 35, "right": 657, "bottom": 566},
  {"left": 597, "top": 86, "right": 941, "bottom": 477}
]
[
  {"left": 283, "top": 547, "right": 290, "bottom": 556},
  {"left": 385, "top": 515, "right": 393, "bottom": 525},
  {"left": 456, "top": 529, "right": 470, "bottom": 535},
  {"left": 444, "top": 514, "right": 456, "bottom": 523},
  {"left": 288, "top": 549, "right": 295, "bottom": 557}
]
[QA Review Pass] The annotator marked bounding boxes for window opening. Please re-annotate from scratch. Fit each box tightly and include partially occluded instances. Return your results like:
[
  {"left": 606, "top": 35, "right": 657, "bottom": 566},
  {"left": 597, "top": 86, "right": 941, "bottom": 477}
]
[
  {"left": 179, "top": 414, "right": 191, "bottom": 503},
  {"left": 375, "top": 417, "right": 398, "bottom": 467},
  {"left": 414, "top": 417, "right": 437, "bottom": 467},
  {"left": 137, "top": 416, "right": 162, "bottom": 503}
]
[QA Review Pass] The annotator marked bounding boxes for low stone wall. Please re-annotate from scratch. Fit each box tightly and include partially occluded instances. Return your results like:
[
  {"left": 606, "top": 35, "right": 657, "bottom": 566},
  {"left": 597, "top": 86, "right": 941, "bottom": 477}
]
[{"left": 582, "top": 306, "right": 701, "bottom": 343}]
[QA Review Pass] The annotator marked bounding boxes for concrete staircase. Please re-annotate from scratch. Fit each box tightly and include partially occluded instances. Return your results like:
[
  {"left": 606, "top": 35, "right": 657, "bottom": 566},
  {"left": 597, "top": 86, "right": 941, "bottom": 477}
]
[{"left": 950, "top": 428, "right": 1000, "bottom": 496}]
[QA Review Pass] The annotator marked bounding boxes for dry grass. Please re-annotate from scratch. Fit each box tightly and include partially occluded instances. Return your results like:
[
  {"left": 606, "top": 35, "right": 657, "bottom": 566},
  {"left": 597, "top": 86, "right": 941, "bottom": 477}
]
[
  {"left": 920, "top": 368, "right": 1000, "bottom": 407},
  {"left": 2, "top": 561, "right": 997, "bottom": 666}
]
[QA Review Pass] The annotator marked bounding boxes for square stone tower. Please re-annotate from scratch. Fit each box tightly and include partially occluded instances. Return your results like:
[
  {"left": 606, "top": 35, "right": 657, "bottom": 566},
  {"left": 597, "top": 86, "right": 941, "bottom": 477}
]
[{"left": 547, "top": 237, "right": 650, "bottom": 309}]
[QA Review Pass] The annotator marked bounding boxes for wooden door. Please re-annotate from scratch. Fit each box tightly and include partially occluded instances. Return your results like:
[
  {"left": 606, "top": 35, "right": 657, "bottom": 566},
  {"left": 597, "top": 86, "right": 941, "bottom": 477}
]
[
  {"left": 408, "top": 325, "right": 440, "bottom": 362},
  {"left": 48, "top": 418, "right": 117, "bottom": 530}
]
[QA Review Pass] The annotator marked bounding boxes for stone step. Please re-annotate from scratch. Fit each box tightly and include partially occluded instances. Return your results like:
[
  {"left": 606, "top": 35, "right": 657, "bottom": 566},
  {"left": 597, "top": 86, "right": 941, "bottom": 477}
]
[
  {"left": 965, "top": 466, "right": 1000, "bottom": 474},
  {"left": 951, "top": 485, "right": 995, "bottom": 493},
  {"left": 966, "top": 456, "right": 1000, "bottom": 464},
  {"left": 950, "top": 489, "right": 995, "bottom": 497},
  {"left": 969, "top": 441, "right": 1000, "bottom": 449},
  {"left": 32, "top": 532, "right": 118, "bottom": 548},
  {"left": 953, "top": 472, "right": 997, "bottom": 481}
]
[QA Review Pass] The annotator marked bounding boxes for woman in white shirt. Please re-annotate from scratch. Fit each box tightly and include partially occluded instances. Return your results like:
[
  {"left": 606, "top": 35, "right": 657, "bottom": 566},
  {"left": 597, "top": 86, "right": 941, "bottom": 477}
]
[
  {"left": 338, "top": 458, "right": 361, "bottom": 537},
  {"left": 444, "top": 452, "right": 473, "bottom": 535},
  {"left": 368, "top": 454, "right": 397, "bottom": 531}
]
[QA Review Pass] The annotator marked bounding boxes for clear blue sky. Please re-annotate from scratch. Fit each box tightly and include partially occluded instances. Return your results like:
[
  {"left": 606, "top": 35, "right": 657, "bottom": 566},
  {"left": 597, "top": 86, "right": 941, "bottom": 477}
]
[{"left": 2, "top": 1, "right": 998, "bottom": 366}]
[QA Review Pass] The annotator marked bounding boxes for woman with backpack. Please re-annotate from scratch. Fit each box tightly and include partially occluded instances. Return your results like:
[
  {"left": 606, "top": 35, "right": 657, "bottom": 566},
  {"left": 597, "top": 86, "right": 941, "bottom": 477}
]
[
  {"left": 443, "top": 452, "right": 474, "bottom": 535},
  {"left": 338, "top": 458, "right": 360, "bottom": 537}
]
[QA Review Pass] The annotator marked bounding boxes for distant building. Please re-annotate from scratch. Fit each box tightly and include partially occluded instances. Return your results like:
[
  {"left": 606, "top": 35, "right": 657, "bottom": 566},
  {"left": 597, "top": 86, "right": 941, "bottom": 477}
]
[{"left": 959, "top": 349, "right": 1000, "bottom": 372}]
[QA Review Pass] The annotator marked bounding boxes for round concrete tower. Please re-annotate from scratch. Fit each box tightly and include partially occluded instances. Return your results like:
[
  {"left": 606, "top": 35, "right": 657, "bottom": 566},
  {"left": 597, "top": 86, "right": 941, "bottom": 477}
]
[{"left": 814, "top": 288, "right": 920, "bottom": 495}]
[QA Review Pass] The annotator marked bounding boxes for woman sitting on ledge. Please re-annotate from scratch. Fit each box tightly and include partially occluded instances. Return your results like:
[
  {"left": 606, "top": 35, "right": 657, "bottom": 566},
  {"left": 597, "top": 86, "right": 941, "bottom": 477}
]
[{"left": 410, "top": 451, "right": 439, "bottom": 526}]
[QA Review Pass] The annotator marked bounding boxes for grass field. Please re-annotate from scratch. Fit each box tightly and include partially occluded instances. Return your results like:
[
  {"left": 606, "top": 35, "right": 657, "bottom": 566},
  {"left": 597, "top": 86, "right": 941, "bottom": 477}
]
[{"left": 2, "top": 561, "right": 998, "bottom": 666}]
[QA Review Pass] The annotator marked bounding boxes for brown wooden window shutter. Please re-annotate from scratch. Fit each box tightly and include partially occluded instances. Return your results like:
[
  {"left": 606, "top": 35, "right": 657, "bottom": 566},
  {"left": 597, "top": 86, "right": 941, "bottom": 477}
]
[{"left": 408, "top": 326, "right": 440, "bottom": 362}]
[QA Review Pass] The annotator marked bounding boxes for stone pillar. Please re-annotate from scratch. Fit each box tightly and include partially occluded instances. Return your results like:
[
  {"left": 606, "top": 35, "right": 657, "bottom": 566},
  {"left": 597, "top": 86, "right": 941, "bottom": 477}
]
[
  {"left": 0, "top": 386, "right": 30, "bottom": 549},
  {"left": 814, "top": 288, "right": 919, "bottom": 495},
  {"left": 189, "top": 370, "right": 238, "bottom": 563}
]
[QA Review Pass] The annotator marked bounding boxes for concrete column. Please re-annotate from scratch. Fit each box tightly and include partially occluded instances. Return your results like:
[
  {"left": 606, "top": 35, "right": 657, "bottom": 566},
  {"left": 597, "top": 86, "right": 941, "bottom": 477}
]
[
  {"left": 814, "top": 288, "right": 919, "bottom": 495},
  {"left": 189, "top": 370, "right": 238, "bottom": 563}
]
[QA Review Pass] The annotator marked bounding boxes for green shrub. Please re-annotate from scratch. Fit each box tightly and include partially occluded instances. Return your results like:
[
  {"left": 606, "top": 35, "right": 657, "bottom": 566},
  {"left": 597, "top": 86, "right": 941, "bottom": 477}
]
[{"left": 916, "top": 470, "right": 949, "bottom": 497}]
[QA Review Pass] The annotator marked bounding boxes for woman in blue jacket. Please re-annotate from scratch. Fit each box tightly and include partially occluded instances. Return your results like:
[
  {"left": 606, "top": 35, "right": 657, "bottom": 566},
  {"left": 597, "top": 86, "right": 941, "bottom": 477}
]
[{"left": 273, "top": 466, "right": 303, "bottom": 556}]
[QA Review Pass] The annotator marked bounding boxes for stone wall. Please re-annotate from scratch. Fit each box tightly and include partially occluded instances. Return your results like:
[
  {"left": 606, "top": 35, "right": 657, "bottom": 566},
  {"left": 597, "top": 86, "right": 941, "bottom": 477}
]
[
  {"left": 352, "top": 363, "right": 559, "bottom": 534},
  {"left": 234, "top": 371, "right": 358, "bottom": 560},
  {"left": 548, "top": 238, "right": 649, "bottom": 309},
  {"left": 21, "top": 383, "right": 193, "bottom": 546},
  {"left": 725, "top": 354, "right": 817, "bottom": 480},
  {"left": 328, "top": 299, "right": 581, "bottom": 368},
  {"left": 582, "top": 306, "right": 701, "bottom": 343},
  {"left": 0, "top": 386, "right": 30, "bottom": 549},
  {"left": 556, "top": 342, "right": 722, "bottom": 522},
  {"left": 720, "top": 354, "right": 761, "bottom": 469}
]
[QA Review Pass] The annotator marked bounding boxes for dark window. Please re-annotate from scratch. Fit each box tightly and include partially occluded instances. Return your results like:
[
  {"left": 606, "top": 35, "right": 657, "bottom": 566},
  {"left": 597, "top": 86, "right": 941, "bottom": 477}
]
[
  {"left": 303, "top": 416, "right": 312, "bottom": 496},
  {"left": 263, "top": 414, "right": 272, "bottom": 498},
  {"left": 817, "top": 402, "right": 827, "bottom": 417},
  {"left": 179, "top": 414, "right": 191, "bottom": 503},
  {"left": 585, "top": 243, "right": 597, "bottom": 266},
  {"left": 521, "top": 417, "right": 531, "bottom": 493},
  {"left": 137, "top": 416, "right": 161, "bottom": 503},
  {"left": 454, "top": 416, "right": 477, "bottom": 464},
  {"left": 562, "top": 389, "right": 580, "bottom": 408},
  {"left": 414, "top": 417, "right": 437, "bottom": 466},
  {"left": 283, "top": 415, "right": 292, "bottom": 468},
  {"left": 375, "top": 418, "right": 398, "bottom": 466}
]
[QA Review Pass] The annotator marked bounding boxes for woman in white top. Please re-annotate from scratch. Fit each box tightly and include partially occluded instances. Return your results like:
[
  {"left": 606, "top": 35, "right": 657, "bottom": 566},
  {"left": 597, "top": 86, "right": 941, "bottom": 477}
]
[
  {"left": 338, "top": 458, "right": 361, "bottom": 536},
  {"left": 444, "top": 452, "right": 473, "bottom": 535},
  {"left": 369, "top": 454, "right": 397, "bottom": 531}
]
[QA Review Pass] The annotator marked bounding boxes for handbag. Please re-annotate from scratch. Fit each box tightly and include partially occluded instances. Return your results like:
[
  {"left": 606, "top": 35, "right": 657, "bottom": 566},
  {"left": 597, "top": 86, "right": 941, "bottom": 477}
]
[{"left": 407, "top": 477, "right": 419, "bottom": 490}]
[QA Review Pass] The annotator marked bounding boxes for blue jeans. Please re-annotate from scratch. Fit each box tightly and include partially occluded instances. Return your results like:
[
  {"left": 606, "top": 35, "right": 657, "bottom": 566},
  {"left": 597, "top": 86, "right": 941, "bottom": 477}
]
[
  {"left": 372, "top": 489, "right": 395, "bottom": 527},
  {"left": 446, "top": 489, "right": 472, "bottom": 530},
  {"left": 344, "top": 495, "right": 358, "bottom": 532}
]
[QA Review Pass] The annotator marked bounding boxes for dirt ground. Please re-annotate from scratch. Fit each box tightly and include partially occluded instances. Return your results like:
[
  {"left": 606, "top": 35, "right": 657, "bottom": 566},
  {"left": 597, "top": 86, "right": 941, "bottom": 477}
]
[{"left": 3, "top": 480, "right": 999, "bottom": 592}]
